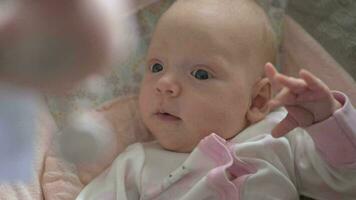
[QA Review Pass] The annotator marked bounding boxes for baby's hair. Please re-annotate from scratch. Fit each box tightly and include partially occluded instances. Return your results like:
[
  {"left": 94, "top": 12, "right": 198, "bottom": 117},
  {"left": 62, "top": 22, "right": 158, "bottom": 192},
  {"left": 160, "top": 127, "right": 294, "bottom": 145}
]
[
  {"left": 245, "top": 0, "right": 280, "bottom": 77},
  {"left": 247, "top": 0, "right": 279, "bottom": 63},
  {"left": 254, "top": 0, "right": 286, "bottom": 71},
  {"left": 225, "top": 0, "right": 279, "bottom": 77}
]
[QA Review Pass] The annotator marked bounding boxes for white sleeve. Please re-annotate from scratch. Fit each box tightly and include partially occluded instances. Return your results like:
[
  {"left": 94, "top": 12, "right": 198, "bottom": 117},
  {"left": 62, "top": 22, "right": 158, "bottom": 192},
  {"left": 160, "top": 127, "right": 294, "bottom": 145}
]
[
  {"left": 288, "top": 92, "right": 356, "bottom": 199},
  {"left": 76, "top": 143, "right": 145, "bottom": 200}
]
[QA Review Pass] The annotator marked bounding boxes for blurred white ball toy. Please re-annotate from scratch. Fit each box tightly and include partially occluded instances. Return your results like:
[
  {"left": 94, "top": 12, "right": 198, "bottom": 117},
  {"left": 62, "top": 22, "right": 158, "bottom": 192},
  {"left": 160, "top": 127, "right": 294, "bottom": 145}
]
[{"left": 59, "top": 112, "right": 116, "bottom": 163}]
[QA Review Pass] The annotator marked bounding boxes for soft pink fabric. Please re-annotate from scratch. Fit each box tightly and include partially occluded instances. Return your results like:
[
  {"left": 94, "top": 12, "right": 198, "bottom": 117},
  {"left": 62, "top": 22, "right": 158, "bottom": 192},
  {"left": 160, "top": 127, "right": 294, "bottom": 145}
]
[
  {"left": 42, "top": 149, "right": 83, "bottom": 200},
  {"left": 307, "top": 92, "right": 356, "bottom": 167}
]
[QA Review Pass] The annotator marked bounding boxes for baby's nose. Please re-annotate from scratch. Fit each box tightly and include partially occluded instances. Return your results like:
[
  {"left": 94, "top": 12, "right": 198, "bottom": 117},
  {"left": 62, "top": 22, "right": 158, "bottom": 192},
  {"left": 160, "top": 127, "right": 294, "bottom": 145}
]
[{"left": 155, "top": 76, "right": 181, "bottom": 97}]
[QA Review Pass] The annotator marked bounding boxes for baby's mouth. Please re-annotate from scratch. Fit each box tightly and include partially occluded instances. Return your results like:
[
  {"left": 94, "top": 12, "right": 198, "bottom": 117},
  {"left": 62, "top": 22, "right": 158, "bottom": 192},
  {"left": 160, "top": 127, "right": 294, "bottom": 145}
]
[{"left": 155, "top": 111, "right": 181, "bottom": 121}]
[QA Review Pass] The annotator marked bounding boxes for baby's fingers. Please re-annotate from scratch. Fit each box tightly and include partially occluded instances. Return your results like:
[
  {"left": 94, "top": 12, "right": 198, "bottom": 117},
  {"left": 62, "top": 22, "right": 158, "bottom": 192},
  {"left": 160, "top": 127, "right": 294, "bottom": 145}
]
[
  {"left": 265, "top": 63, "right": 308, "bottom": 94},
  {"left": 265, "top": 63, "right": 277, "bottom": 80},
  {"left": 295, "top": 90, "right": 326, "bottom": 102},
  {"left": 275, "top": 75, "right": 308, "bottom": 94},
  {"left": 265, "top": 63, "right": 282, "bottom": 91},
  {"left": 268, "top": 88, "right": 296, "bottom": 110},
  {"left": 299, "top": 69, "right": 329, "bottom": 92}
]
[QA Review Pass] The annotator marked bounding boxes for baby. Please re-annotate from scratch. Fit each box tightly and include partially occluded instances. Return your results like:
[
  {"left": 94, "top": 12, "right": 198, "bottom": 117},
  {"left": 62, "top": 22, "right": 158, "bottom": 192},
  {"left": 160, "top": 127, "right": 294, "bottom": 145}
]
[{"left": 77, "top": 0, "right": 356, "bottom": 199}]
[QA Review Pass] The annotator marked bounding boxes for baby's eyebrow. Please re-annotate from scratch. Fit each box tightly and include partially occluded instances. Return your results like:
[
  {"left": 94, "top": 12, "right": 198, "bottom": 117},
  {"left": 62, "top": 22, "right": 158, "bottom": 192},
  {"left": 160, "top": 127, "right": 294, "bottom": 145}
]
[{"left": 203, "top": 56, "right": 229, "bottom": 70}]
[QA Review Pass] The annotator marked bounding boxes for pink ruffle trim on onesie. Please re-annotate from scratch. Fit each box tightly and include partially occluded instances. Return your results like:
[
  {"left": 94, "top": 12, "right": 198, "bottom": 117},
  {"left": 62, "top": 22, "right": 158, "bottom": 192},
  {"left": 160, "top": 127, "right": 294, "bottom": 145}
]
[{"left": 197, "top": 133, "right": 257, "bottom": 200}]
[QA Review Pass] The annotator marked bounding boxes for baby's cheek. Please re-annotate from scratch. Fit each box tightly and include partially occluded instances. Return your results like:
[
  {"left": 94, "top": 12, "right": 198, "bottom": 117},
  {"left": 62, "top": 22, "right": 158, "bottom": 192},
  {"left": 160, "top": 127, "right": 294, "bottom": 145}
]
[
  {"left": 189, "top": 111, "right": 225, "bottom": 136},
  {"left": 198, "top": 108, "right": 245, "bottom": 139},
  {"left": 138, "top": 89, "right": 152, "bottom": 116}
]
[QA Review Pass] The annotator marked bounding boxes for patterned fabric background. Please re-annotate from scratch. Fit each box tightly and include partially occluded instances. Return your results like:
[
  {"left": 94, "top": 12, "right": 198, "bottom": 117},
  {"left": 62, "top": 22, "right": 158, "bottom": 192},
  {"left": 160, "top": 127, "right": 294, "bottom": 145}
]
[{"left": 287, "top": 0, "right": 356, "bottom": 78}]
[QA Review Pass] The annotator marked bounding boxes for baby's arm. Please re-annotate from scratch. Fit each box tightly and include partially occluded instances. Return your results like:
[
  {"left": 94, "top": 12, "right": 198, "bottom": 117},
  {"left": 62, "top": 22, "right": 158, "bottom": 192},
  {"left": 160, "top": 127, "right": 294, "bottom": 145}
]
[{"left": 266, "top": 64, "right": 356, "bottom": 198}]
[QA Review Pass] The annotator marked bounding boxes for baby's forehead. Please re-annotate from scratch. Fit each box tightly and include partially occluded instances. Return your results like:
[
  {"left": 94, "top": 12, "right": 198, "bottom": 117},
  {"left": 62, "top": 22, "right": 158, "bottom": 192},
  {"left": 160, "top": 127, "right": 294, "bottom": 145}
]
[
  {"left": 168, "top": 0, "right": 266, "bottom": 24},
  {"left": 160, "top": 0, "right": 273, "bottom": 49},
  {"left": 151, "top": 0, "right": 275, "bottom": 74}
]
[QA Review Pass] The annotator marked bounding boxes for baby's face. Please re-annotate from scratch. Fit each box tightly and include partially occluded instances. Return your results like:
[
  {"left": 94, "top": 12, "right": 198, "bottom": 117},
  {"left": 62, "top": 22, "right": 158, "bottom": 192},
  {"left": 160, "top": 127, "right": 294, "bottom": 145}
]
[{"left": 139, "top": 0, "right": 270, "bottom": 152}]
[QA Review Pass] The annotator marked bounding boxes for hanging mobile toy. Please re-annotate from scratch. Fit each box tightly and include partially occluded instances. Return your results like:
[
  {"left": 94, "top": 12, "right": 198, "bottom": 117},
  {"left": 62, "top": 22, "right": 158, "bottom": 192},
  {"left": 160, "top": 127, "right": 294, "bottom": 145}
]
[{"left": 0, "top": 0, "right": 137, "bottom": 182}]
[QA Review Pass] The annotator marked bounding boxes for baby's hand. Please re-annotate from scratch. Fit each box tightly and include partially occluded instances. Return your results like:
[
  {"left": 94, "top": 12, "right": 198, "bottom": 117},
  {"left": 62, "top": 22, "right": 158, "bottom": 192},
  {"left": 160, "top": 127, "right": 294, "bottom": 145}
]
[{"left": 265, "top": 63, "right": 342, "bottom": 138}]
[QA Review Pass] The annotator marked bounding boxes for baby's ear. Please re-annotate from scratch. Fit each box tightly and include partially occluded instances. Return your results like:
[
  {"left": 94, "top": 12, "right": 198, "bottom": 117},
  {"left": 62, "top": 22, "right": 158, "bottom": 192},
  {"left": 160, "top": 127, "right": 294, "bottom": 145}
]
[{"left": 246, "top": 77, "right": 271, "bottom": 124}]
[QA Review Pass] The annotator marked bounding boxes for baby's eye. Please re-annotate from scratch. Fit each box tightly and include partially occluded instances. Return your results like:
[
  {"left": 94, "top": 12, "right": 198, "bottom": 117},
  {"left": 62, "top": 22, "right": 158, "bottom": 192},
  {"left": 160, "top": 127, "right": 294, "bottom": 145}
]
[
  {"left": 191, "top": 69, "right": 211, "bottom": 80},
  {"left": 150, "top": 63, "right": 163, "bottom": 73}
]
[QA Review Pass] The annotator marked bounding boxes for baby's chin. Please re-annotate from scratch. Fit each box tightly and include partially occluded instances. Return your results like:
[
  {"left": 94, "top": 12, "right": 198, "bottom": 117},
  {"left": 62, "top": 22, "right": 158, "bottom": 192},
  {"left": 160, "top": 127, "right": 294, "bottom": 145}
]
[{"left": 157, "top": 137, "right": 197, "bottom": 153}]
